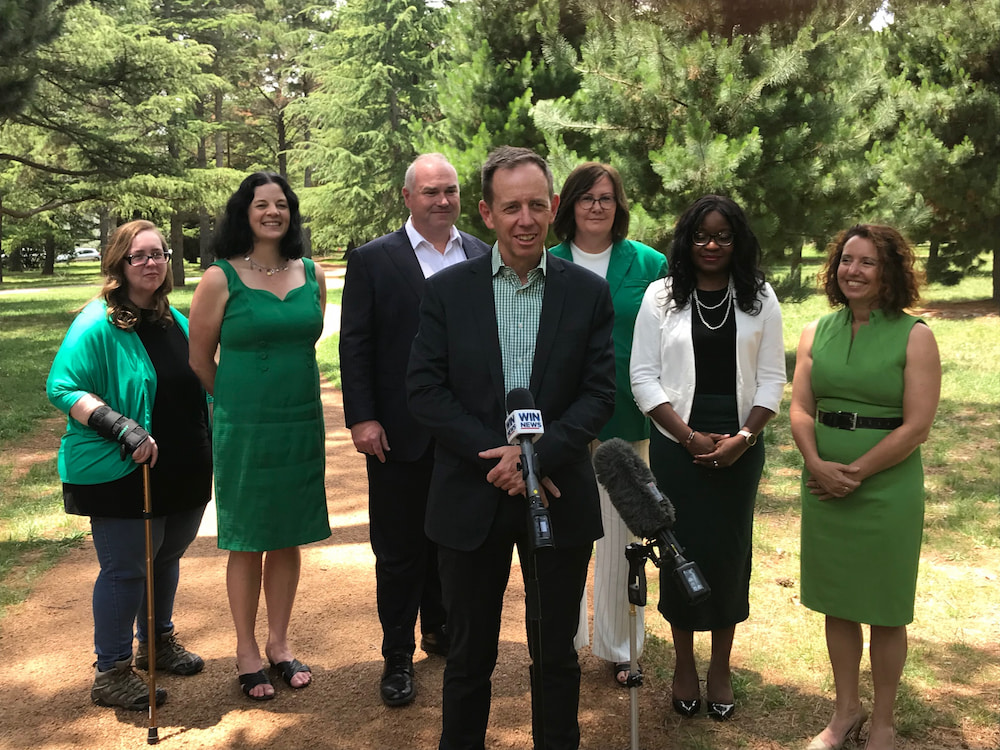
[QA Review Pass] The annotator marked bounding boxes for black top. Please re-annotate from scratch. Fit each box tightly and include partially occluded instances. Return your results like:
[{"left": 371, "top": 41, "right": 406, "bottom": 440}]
[
  {"left": 63, "top": 312, "right": 212, "bottom": 518},
  {"left": 692, "top": 287, "right": 737, "bottom": 396}
]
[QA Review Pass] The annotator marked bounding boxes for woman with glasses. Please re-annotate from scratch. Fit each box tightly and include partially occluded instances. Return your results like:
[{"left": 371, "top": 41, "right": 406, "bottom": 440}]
[
  {"left": 47, "top": 220, "right": 211, "bottom": 710},
  {"left": 549, "top": 162, "right": 668, "bottom": 687},
  {"left": 630, "top": 195, "right": 785, "bottom": 720},
  {"left": 189, "top": 172, "right": 330, "bottom": 700}
]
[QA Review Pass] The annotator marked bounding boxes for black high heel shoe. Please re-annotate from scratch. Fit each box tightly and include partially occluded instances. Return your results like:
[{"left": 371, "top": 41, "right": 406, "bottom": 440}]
[
  {"left": 672, "top": 697, "right": 701, "bottom": 718},
  {"left": 706, "top": 700, "right": 735, "bottom": 721}
]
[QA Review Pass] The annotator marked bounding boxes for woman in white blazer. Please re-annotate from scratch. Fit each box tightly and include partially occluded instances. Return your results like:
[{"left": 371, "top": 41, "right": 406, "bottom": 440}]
[{"left": 630, "top": 195, "right": 785, "bottom": 721}]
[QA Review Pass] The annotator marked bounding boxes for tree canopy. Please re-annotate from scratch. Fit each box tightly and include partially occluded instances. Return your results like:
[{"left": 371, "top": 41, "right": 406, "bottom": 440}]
[{"left": 1, "top": 0, "right": 996, "bottom": 301}]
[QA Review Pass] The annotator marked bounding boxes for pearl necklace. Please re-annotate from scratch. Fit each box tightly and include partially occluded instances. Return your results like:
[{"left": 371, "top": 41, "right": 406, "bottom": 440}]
[
  {"left": 244, "top": 254, "right": 289, "bottom": 276},
  {"left": 693, "top": 285, "right": 733, "bottom": 331}
]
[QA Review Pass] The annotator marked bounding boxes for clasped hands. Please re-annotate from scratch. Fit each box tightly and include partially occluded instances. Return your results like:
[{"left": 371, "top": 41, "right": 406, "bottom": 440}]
[
  {"left": 479, "top": 445, "right": 560, "bottom": 508},
  {"left": 806, "top": 460, "right": 862, "bottom": 500},
  {"left": 688, "top": 431, "right": 747, "bottom": 469}
]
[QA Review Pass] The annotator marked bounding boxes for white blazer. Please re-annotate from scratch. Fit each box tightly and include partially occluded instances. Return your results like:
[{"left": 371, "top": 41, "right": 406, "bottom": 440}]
[{"left": 630, "top": 277, "right": 786, "bottom": 441}]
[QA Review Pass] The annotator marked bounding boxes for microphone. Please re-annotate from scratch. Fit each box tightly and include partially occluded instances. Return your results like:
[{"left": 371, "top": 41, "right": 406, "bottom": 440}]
[
  {"left": 593, "top": 438, "right": 710, "bottom": 604},
  {"left": 505, "top": 388, "right": 553, "bottom": 550}
]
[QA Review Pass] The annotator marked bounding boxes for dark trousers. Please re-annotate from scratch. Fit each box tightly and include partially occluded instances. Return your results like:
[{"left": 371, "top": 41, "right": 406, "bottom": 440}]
[
  {"left": 437, "top": 496, "right": 592, "bottom": 750},
  {"left": 367, "top": 448, "right": 446, "bottom": 657}
]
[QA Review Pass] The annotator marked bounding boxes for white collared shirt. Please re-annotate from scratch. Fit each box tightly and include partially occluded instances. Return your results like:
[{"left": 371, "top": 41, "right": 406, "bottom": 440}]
[{"left": 405, "top": 217, "right": 467, "bottom": 278}]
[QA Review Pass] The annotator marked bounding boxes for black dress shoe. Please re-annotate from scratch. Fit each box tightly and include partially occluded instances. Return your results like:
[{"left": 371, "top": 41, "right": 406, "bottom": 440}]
[
  {"left": 420, "top": 626, "right": 450, "bottom": 657},
  {"left": 380, "top": 653, "right": 415, "bottom": 707}
]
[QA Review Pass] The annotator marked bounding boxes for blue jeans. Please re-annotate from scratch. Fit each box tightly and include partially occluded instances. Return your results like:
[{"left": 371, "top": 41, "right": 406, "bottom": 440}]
[{"left": 90, "top": 505, "right": 206, "bottom": 670}]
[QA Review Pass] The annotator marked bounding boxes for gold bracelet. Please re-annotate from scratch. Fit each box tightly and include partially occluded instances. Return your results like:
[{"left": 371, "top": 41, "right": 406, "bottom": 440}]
[{"left": 684, "top": 430, "right": 695, "bottom": 445}]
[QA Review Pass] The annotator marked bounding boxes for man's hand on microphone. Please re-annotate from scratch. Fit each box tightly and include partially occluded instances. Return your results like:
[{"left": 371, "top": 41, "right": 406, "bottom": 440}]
[
  {"left": 479, "top": 445, "right": 562, "bottom": 507},
  {"left": 350, "top": 420, "right": 390, "bottom": 463},
  {"left": 480, "top": 445, "right": 523, "bottom": 493}
]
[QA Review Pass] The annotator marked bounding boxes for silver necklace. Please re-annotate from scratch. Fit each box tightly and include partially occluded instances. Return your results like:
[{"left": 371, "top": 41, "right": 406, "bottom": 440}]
[
  {"left": 244, "top": 254, "right": 289, "bottom": 276},
  {"left": 693, "top": 285, "right": 733, "bottom": 331}
]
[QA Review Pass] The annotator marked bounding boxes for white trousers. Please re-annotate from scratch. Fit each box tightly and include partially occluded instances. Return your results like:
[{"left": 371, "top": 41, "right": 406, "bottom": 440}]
[{"left": 574, "top": 438, "right": 648, "bottom": 663}]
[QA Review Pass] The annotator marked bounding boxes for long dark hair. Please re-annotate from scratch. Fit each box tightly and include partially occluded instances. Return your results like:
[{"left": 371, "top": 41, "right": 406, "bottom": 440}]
[
  {"left": 820, "top": 224, "right": 921, "bottom": 315},
  {"left": 666, "top": 194, "right": 765, "bottom": 315},
  {"left": 214, "top": 172, "right": 304, "bottom": 259},
  {"left": 553, "top": 162, "right": 630, "bottom": 243},
  {"left": 101, "top": 220, "right": 173, "bottom": 331}
]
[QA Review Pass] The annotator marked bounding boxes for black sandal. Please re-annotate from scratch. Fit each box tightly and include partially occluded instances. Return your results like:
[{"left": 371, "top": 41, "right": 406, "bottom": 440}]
[
  {"left": 270, "top": 658, "right": 312, "bottom": 689},
  {"left": 238, "top": 669, "right": 275, "bottom": 701}
]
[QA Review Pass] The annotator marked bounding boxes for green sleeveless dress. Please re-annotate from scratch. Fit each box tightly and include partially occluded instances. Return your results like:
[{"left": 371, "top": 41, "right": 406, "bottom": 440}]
[
  {"left": 212, "top": 258, "right": 331, "bottom": 551},
  {"left": 800, "top": 308, "right": 924, "bottom": 626}
]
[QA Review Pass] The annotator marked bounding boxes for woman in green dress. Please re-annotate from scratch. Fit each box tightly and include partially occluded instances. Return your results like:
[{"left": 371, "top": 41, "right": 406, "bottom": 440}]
[
  {"left": 790, "top": 225, "right": 941, "bottom": 750},
  {"left": 189, "top": 172, "right": 331, "bottom": 700}
]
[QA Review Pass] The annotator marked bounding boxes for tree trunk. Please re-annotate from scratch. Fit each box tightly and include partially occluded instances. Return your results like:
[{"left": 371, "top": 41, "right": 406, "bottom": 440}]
[
  {"left": 789, "top": 236, "right": 803, "bottom": 289},
  {"left": 43, "top": 234, "right": 55, "bottom": 275},
  {"left": 171, "top": 213, "right": 185, "bottom": 287},
  {"left": 993, "top": 246, "right": 999, "bottom": 308},
  {"left": 199, "top": 209, "right": 214, "bottom": 269}
]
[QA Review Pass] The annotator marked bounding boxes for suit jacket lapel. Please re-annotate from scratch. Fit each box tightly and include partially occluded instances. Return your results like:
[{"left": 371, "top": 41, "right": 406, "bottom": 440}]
[
  {"left": 530, "top": 259, "right": 567, "bottom": 394},
  {"left": 605, "top": 239, "right": 636, "bottom": 299},
  {"left": 386, "top": 227, "right": 425, "bottom": 300},
  {"left": 467, "top": 256, "right": 506, "bottom": 406}
]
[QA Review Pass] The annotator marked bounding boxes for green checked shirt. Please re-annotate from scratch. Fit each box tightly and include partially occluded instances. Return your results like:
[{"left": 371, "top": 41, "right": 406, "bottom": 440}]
[{"left": 491, "top": 243, "right": 546, "bottom": 394}]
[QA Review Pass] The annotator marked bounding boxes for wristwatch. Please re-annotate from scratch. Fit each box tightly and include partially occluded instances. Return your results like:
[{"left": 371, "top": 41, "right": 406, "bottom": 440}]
[{"left": 737, "top": 428, "right": 757, "bottom": 446}]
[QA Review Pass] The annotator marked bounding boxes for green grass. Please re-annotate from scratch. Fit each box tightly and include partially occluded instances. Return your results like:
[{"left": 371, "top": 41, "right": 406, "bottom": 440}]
[{"left": 0, "top": 259, "right": 997, "bottom": 748}]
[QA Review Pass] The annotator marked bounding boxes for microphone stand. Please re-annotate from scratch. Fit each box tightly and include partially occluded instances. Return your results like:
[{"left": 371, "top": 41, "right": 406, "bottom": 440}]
[
  {"left": 624, "top": 542, "right": 653, "bottom": 750},
  {"left": 518, "top": 450, "right": 547, "bottom": 747}
]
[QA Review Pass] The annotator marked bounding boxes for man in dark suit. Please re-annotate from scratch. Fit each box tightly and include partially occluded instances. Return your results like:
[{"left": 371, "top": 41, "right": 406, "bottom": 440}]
[
  {"left": 340, "top": 153, "right": 490, "bottom": 707},
  {"left": 407, "top": 146, "right": 616, "bottom": 750}
]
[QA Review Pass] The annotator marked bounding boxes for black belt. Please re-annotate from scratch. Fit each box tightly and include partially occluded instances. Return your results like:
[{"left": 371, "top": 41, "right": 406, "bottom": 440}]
[{"left": 818, "top": 410, "right": 903, "bottom": 431}]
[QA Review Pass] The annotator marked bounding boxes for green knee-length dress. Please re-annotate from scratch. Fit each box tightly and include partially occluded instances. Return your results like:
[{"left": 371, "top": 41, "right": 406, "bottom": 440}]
[
  {"left": 800, "top": 308, "right": 924, "bottom": 626},
  {"left": 213, "top": 258, "right": 331, "bottom": 551}
]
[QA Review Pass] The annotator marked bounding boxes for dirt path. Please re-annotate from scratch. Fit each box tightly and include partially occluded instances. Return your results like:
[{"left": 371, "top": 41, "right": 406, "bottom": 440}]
[{"left": 0, "top": 382, "right": 688, "bottom": 750}]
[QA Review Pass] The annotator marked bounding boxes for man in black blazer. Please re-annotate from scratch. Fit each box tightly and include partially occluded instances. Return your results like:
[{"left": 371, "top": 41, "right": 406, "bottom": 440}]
[
  {"left": 407, "top": 147, "right": 616, "bottom": 750},
  {"left": 340, "top": 153, "right": 490, "bottom": 707}
]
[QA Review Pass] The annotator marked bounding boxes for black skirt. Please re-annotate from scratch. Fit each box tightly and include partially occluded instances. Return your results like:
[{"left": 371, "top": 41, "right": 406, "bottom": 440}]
[{"left": 649, "top": 393, "right": 764, "bottom": 632}]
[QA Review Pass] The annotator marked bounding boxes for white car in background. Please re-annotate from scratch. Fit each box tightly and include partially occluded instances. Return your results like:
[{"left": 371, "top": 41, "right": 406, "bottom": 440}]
[{"left": 56, "top": 247, "right": 101, "bottom": 262}]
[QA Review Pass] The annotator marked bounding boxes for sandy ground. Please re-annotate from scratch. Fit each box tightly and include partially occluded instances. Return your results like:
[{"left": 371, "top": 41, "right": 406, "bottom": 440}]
[{"left": 0, "top": 383, "right": 692, "bottom": 750}]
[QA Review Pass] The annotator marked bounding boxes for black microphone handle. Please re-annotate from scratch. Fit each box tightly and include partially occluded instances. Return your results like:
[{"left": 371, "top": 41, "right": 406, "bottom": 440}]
[
  {"left": 519, "top": 437, "right": 543, "bottom": 502},
  {"left": 518, "top": 437, "right": 554, "bottom": 549},
  {"left": 653, "top": 528, "right": 711, "bottom": 605}
]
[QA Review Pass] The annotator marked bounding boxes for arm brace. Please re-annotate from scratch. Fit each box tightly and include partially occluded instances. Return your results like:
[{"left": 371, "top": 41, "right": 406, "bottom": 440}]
[{"left": 88, "top": 405, "right": 150, "bottom": 460}]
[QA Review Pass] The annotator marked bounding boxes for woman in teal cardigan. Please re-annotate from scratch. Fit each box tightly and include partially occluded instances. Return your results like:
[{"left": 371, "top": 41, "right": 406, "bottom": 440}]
[
  {"left": 47, "top": 220, "right": 211, "bottom": 711},
  {"left": 549, "top": 162, "right": 668, "bottom": 685}
]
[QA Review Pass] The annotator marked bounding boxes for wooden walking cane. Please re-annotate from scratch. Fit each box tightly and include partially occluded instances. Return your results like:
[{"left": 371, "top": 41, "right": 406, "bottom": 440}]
[{"left": 142, "top": 463, "right": 159, "bottom": 744}]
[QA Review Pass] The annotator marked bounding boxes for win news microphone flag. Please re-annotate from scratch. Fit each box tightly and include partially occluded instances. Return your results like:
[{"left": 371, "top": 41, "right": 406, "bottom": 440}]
[
  {"left": 593, "top": 438, "right": 710, "bottom": 604},
  {"left": 505, "top": 388, "right": 553, "bottom": 550}
]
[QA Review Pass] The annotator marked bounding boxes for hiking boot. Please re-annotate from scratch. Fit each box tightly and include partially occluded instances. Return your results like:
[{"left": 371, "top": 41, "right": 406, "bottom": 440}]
[
  {"left": 91, "top": 658, "right": 167, "bottom": 711},
  {"left": 136, "top": 626, "right": 205, "bottom": 676}
]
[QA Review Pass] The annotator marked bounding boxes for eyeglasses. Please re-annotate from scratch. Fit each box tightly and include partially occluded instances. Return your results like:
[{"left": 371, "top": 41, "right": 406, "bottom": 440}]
[
  {"left": 578, "top": 195, "right": 615, "bottom": 210},
  {"left": 692, "top": 231, "right": 734, "bottom": 247},
  {"left": 126, "top": 251, "right": 172, "bottom": 266}
]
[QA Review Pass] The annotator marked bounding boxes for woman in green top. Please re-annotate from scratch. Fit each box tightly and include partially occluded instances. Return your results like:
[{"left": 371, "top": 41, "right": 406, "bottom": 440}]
[
  {"left": 549, "top": 162, "right": 668, "bottom": 686},
  {"left": 791, "top": 225, "right": 941, "bottom": 750},
  {"left": 47, "top": 220, "right": 211, "bottom": 711},
  {"left": 189, "top": 172, "right": 330, "bottom": 701}
]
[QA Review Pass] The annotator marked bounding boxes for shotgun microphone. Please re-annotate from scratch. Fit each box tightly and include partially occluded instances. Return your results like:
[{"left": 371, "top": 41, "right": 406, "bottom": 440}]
[{"left": 593, "top": 438, "right": 710, "bottom": 604}]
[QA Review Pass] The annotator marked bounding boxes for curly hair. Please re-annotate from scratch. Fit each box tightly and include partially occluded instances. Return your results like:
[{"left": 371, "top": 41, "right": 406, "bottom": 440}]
[
  {"left": 214, "top": 172, "right": 304, "bottom": 260},
  {"left": 553, "top": 162, "right": 630, "bottom": 243},
  {"left": 820, "top": 224, "right": 921, "bottom": 315},
  {"left": 101, "top": 220, "right": 173, "bottom": 331},
  {"left": 665, "top": 194, "right": 765, "bottom": 315}
]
